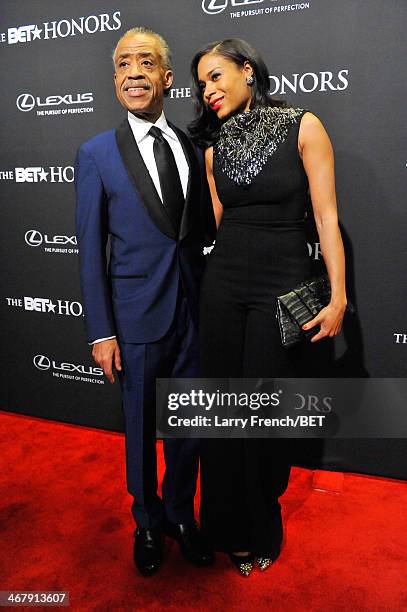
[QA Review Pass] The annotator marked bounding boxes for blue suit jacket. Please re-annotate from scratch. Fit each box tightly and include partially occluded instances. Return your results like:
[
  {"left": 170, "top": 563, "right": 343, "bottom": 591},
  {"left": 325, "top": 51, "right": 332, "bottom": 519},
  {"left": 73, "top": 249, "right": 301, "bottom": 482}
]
[{"left": 75, "top": 119, "right": 214, "bottom": 344}]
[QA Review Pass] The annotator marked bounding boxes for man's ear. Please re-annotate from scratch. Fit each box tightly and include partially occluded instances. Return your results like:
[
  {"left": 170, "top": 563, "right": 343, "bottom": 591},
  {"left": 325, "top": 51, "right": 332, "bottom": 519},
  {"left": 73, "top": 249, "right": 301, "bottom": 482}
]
[{"left": 164, "top": 69, "right": 174, "bottom": 90}]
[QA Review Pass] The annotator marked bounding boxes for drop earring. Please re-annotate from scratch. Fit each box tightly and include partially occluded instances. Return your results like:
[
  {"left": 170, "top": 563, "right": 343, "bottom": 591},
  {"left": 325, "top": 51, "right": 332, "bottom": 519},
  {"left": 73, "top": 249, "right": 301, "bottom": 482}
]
[{"left": 246, "top": 75, "right": 254, "bottom": 86}]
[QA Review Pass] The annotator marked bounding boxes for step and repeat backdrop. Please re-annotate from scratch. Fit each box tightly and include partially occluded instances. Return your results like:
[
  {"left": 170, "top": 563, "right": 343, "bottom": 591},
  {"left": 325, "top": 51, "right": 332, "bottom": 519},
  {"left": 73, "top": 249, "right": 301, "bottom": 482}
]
[{"left": 1, "top": 0, "right": 406, "bottom": 478}]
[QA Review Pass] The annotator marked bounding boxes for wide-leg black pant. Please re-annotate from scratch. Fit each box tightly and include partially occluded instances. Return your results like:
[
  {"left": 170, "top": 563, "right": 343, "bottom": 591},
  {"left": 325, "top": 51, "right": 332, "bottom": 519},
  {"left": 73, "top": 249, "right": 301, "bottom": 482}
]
[{"left": 199, "top": 210, "right": 313, "bottom": 557}]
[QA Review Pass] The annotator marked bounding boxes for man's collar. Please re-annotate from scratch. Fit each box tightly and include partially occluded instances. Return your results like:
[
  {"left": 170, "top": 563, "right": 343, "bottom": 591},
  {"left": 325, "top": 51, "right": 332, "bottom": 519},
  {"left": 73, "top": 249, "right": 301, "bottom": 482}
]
[{"left": 127, "top": 110, "right": 177, "bottom": 143}]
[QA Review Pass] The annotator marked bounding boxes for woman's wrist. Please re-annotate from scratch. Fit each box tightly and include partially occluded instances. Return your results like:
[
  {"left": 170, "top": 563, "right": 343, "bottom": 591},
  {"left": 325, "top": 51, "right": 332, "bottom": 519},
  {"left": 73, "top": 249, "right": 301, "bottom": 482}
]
[{"left": 329, "top": 297, "right": 347, "bottom": 310}]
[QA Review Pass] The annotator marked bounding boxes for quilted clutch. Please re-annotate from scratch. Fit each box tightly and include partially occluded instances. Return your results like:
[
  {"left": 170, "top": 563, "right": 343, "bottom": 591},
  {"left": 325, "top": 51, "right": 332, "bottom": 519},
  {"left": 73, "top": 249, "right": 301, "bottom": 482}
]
[{"left": 276, "top": 273, "right": 332, "bottom": 347}]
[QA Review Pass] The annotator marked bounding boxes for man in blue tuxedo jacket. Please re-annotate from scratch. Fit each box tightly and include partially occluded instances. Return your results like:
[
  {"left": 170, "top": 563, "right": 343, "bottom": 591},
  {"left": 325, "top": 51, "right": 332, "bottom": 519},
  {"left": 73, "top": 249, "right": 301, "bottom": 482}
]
[{"left": 75, "top": 27, "right": 214, "bottom": 575}]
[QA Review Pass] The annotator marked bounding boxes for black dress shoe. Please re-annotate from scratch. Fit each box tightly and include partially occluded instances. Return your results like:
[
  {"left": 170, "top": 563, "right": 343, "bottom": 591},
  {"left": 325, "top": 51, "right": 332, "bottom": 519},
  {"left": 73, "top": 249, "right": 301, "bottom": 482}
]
[
  {"left": 133, "top": 526, "right": 164, "bottom": 576},
  {"left": 164, "top": 520, "right": 214, "bottom": 566}
]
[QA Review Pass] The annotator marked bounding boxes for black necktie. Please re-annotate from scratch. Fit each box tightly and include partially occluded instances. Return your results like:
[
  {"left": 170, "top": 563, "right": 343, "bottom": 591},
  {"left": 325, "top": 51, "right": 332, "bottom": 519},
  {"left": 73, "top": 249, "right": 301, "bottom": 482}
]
[{"left": 149, "top": 126, "right": 184, "bottom": 235}]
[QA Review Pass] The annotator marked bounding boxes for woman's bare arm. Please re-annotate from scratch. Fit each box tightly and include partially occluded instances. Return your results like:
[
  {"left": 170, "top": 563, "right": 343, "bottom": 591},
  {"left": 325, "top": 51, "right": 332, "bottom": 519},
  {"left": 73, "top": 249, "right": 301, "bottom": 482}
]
[{"left": 298, "top": 112, "right": 347, "bottom": 340}]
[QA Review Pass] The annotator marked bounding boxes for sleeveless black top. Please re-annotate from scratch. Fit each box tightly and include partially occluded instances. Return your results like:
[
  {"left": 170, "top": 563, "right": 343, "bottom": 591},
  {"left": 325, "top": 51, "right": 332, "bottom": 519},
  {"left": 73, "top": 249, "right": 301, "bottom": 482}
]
[{"left": 213, "top": 106, "right": 310, "bottom": 222}]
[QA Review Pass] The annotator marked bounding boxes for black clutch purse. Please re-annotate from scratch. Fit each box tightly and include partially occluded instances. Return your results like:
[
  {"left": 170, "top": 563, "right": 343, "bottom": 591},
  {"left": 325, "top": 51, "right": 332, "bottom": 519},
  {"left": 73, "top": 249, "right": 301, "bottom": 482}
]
[{"left": 276, "top": 273, "right": 332, "bottom": 347}]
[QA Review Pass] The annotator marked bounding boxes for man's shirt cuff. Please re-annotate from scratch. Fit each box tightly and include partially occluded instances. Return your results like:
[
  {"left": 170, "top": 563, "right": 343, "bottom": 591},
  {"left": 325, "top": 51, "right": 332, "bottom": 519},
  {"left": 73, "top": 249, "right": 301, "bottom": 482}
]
[{"left": 89, "top": 336, "right": 116, "bottom": 346}]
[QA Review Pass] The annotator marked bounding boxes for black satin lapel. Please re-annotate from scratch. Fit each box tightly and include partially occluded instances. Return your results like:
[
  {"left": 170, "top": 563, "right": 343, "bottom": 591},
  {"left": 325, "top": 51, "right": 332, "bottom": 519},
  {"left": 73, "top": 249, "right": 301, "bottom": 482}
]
[
  {"left": 169, "top": 124, "right": 201, "bottom": 241},
  {"left": 115, "top": 119, "right": 176, "bottom": 240}
]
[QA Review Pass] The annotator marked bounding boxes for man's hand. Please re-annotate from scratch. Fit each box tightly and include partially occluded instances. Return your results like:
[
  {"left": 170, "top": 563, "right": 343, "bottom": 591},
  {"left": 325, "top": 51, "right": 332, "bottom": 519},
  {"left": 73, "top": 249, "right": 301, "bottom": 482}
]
[{"left": 92, "top": 338, "right": 122, "bottom": 384}]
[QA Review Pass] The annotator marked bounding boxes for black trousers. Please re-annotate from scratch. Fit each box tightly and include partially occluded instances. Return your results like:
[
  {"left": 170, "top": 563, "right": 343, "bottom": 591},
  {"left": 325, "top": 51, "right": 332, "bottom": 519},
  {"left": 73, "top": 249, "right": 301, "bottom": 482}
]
[{"left": 198, "top": 215, "right": 314, "bottom": 556}]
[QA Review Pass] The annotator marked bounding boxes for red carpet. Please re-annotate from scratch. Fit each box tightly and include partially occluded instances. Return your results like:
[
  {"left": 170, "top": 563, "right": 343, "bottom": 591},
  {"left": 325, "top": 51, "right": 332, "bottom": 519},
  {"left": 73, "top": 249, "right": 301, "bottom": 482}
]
[{"left": 1, "top": 411, "right": 406, "bottom": 611}]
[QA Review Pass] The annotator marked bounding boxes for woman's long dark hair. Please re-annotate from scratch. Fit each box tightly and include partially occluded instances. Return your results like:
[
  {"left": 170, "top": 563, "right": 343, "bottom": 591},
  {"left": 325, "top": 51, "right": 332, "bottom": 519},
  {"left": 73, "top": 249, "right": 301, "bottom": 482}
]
[{"left": 188, "top": 38, "right": 285, "bottom": 148}]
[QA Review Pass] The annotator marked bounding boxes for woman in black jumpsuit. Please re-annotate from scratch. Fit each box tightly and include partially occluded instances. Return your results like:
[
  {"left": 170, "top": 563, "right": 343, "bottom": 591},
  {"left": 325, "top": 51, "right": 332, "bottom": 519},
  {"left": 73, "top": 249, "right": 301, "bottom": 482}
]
[{"left": 189, "top": 39, "right": 347, "bottom": 575}]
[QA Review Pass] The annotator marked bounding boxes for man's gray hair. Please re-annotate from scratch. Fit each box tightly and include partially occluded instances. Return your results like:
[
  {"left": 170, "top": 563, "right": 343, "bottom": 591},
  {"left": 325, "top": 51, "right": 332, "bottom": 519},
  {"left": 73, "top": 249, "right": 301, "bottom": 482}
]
[{"left": 112, "top": 27, "right": 172, "bottom": 70}]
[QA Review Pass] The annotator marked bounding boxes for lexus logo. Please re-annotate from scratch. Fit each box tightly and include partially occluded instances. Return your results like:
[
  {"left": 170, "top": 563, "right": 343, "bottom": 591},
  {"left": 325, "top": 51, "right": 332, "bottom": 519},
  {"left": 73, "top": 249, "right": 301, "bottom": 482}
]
[
  {"left": 16, "top": 93, "right": 36, "bottom": 112},
  {"left": 25, "top": 230, "right": 43, "bottom": 246},
  {"left": 202, "top": 0, "right": 228, "bottom": 14},
  {"left": 16, "top": 92, "right": 94, "bottom": 113},
  {"left": 33, "top": 355, "right": 51, "bottom": 370},
  {"left": 24, "top": 230, "right": 77, "bottom": 247},
  {"left": 202, "top": 0, "right": 311, "bottom": 16}
]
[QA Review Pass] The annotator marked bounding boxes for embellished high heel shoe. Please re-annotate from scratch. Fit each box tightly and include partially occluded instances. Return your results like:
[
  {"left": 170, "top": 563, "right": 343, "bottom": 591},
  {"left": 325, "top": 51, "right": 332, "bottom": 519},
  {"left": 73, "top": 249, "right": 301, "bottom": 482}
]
[
  {"left": 228, "top": 553, "right": 255, "bottom": 577},
  {"left": 255, "top": 556, "right": 273, "bottom": 571}
]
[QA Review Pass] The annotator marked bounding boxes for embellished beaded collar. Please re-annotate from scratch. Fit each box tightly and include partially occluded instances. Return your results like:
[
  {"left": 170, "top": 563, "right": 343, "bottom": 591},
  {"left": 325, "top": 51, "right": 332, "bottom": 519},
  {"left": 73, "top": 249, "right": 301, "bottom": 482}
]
[{"left": 214, "top": 106, "right": 305, "bottom": 186}]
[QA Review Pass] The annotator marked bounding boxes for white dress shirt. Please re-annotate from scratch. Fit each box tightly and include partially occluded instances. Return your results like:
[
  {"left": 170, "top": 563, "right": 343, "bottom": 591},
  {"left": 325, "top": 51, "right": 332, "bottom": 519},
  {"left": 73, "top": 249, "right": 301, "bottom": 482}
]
[{"left": 91, "top": 111, "right": 189, "bottom": 345}]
